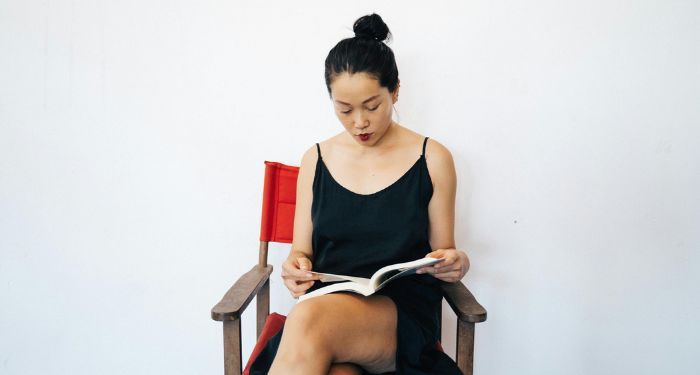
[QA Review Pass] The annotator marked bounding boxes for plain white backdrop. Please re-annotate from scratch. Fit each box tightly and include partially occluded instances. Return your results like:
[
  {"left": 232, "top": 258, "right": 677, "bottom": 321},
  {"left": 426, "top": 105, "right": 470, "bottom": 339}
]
[{"left": 1, "top": 1, "right": 698, "bottom": 374}]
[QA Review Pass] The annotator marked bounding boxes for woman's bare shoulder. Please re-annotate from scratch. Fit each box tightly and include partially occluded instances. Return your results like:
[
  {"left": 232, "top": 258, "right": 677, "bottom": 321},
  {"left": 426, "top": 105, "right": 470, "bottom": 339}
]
[
  {"left": 307, "top": 132, "right": 348, "bottom": 161},
  {"left": 424, "top": 137, "right": 452, "bottom": 161},
  {"left": 298, "top": 132, "right": 344, "bottom": 170},
  {"left": 423, "top": 137, "right": 456, "bottom": 186},
  {"left": 300, "top": 143, "right": 318, "bottom": 167}
]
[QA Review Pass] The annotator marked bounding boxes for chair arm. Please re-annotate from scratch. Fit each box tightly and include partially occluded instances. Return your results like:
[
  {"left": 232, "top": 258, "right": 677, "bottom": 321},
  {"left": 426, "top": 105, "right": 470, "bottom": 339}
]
[
  {"left": 211, "top": 264, "right": 273, "bottom": 321},
  {"left": 440, "top": 281, "right": 487, "bottom": 323}
]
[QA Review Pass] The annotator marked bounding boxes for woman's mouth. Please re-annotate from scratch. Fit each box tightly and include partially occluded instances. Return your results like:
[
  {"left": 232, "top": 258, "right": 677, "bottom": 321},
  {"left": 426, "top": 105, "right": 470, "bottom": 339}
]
[{"left": 358, "top": 133, "right": 372, "bottom": 141}]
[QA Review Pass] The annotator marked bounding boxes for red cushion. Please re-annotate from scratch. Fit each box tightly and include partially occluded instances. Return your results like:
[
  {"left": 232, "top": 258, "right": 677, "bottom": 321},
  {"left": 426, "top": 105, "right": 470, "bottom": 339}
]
[
  {"left": 242, "top": 312, "right": 445, "bottom": 374},
  {"left": 243, "top": 312, "right": 287, "bottom": 375}
]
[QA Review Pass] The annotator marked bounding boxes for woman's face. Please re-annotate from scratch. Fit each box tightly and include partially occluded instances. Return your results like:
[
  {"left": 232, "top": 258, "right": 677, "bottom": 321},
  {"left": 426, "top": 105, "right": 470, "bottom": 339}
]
[{"left": 329, "top": 71, "right": 399, "bottom": 146}]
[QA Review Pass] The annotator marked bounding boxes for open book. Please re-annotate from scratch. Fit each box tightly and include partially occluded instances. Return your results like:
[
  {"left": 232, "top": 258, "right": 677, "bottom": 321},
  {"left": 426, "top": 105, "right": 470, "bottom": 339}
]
[{"left": 298, "top": 257, "right": 445, "bottom": 302}]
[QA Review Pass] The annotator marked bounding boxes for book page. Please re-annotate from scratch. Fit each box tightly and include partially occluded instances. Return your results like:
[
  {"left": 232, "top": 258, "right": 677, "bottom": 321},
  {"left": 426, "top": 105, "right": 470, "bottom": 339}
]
[
  {"left": 370, "top": 257, "right": 445, "bottom": 290},
  {"left": 297, "top": 281, "right": 371, "bottom": 302},
  {"left": 310, "top": 272, "right": 370, "bottom": 286}
]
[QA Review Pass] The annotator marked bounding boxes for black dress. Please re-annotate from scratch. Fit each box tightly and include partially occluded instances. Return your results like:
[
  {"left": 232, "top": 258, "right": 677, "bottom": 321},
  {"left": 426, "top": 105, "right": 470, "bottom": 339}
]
[{"left": 249, "top": 136, "right": 463, "bottom": 375}]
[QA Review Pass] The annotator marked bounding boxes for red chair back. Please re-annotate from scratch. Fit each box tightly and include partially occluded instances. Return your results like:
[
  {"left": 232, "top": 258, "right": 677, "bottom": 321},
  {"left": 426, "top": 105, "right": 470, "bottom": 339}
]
[{"left": 259, "top": 161, "right": 299, "bottom": 244}]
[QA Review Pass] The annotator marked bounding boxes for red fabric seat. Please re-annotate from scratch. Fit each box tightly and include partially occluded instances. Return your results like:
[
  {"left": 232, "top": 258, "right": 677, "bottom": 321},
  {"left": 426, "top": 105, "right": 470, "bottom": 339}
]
[{"left": 242, "top": 313, "right": 287, "bottom": 375}]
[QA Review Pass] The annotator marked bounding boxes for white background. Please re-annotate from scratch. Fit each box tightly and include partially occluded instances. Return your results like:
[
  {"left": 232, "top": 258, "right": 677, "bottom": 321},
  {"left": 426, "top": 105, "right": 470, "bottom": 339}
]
[{"left": 1, "top": 1, "right": 698, "bottom": 374}]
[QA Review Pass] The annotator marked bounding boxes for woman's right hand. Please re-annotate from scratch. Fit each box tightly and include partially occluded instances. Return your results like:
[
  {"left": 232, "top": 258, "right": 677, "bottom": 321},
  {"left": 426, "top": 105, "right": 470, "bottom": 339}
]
[{"left": 281, "top": 252, "right": 320, "bottom": 298}]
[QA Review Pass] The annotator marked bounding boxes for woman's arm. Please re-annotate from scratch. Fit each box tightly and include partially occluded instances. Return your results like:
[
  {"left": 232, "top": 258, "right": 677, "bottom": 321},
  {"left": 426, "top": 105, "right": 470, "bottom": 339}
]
[
  {"left": 416, "top": 138, "right": 470, "bottom": 282},
  {"left": 281, "top": 144, "right": 321, "bottom": 298}
]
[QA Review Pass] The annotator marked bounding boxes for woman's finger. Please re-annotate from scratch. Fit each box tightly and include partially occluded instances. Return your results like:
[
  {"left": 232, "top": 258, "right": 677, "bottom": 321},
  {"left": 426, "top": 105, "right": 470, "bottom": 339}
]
[
  {"left": 285, "top": 279, "right": 314, "bottom": 293},
  {"left": 293, "top": 291, "right": 306, "bottom": 299},
  {"left": 291, "top": 285, "right": 312, "bottom": 298},
  {"left": 420, "top": 262, "right": 457, "bottom": 274},
  {"left": 295, "top": 280, "right": 315, "bottom": 291},
  {"left": 426, "top": 249, "right": 447, "bottom": 259},
  {"left": 282, "top": 261, "right": 316, "bottom": 280},
  {"left": 434, "top": 272, "right": 462, "bottom": 280},
  {"left": 433, "top": 256, "right": 456, "bottom": 269},
  {"left": 434, "top": 271, "right": 462, "bottom": 282},
  {"left": 435, "top": 264, "right": 463, "bottom": 275},
  {"left": 283, "top": 272, "right": 320, "bottom": 282},
  {"left": 282, "top": 272, "right": 319, "bottom": 282}
]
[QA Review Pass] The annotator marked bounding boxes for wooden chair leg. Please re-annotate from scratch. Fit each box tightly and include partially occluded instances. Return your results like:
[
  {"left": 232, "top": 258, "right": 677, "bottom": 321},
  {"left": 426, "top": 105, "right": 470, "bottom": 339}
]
[
  {"left": 257, "top": 280, "right": 270, "bottom": 339},
  {"left": 456, "top": 319, "right": 475, "bottom": 375},
  {"left": 223, "top": 318, "right": 242, "bottom": 375}
]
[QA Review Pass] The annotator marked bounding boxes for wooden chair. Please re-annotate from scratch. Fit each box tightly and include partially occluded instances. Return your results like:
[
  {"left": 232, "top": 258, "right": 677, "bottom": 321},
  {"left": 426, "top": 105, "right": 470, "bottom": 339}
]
[{"left": 211, "top": 161, "right": 487, "bottom": 375}]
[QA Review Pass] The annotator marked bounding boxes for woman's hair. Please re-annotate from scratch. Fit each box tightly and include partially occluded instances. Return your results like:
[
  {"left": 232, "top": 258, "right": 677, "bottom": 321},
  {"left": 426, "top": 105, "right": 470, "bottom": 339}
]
[{"left": 324, "top": 13, "right": 399, "bottom": 97}]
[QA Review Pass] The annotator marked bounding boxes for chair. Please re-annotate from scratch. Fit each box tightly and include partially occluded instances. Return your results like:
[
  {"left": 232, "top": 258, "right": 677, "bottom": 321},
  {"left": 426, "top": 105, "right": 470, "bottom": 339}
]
[{"left": 211, "top": 161, "right": 487, "bottom": 375}]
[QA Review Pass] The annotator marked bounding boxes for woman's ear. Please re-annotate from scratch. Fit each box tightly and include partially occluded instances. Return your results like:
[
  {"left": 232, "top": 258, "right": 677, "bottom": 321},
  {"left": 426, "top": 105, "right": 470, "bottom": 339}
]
[{"left": 392, "top": 80, "right": 400, "bottom": 103}]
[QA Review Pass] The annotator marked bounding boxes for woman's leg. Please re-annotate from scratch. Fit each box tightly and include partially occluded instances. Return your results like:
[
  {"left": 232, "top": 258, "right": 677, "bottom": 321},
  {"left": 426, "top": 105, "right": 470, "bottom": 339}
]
[
  {"left": 268, "top": 292, "right": 397, "bottom": 375},
  {"left": 327, "top": 363, "right": 364, "bottom": 375}
]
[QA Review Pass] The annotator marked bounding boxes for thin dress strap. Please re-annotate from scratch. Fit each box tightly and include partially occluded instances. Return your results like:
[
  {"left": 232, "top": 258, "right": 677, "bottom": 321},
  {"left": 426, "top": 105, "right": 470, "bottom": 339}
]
[
  {"left": 422, "top": 137, "right": 429, "bottom": 157},
  {"left": 316, "top": 143, "right": 322, "bottom": 159}
]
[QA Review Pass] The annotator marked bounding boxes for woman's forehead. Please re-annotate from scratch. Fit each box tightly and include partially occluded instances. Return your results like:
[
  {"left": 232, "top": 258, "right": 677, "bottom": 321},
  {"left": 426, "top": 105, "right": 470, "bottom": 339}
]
[{"left": 330, "top": 72, "right": 386, "bottom": 103}]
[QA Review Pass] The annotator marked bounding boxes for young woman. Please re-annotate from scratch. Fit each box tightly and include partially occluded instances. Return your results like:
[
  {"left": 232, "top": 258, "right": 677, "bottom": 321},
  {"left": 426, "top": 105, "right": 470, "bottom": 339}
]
[{"left": 250, "top": 13, "right": 470, "bottom": 375}]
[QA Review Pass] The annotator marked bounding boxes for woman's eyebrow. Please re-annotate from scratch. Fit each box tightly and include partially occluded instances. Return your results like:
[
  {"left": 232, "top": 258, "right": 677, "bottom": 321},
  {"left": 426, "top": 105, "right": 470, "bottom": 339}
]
[{"left": 334, "top": 95, "right": 380, "bottom": 105}]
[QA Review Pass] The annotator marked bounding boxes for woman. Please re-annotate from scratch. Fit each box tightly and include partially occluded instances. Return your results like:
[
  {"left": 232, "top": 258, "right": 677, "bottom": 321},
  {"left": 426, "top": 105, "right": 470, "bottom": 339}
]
[{"left": 250, "top": 13, "right": 470, "bottom": 375}]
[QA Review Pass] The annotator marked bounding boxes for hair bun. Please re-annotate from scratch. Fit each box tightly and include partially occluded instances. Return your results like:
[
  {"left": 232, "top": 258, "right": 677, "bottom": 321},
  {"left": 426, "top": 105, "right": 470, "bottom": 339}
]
[{"left": 353, "top": 13, "right": 391, "bottom": 43}]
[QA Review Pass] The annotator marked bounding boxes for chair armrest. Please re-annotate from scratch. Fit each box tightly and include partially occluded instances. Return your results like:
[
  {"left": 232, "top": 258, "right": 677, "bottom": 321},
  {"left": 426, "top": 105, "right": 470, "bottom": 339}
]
[
  {"left": 211, "top": 265, "right": 273, "bottom": 321},
  {"left": 440, "top": 281, "right": 487, "bottom": 323}
]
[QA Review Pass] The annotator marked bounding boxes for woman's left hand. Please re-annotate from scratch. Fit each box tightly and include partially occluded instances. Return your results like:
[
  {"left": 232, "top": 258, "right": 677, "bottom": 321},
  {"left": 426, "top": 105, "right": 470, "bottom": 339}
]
[{"left": 416, "top": 248, "right": 470, "bottom": 282}]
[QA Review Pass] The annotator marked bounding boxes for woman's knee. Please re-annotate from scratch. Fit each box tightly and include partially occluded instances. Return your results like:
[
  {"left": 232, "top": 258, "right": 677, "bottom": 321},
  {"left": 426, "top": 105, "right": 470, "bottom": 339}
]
[
  {"left": 281, "top": 297, "right": 335, "bottom": 347},
  {"left": 286, "top": 298, "right": 329, "bottom": 331},
  {"left": 274, "top": 299, "right": 336, "bottom": 366}
]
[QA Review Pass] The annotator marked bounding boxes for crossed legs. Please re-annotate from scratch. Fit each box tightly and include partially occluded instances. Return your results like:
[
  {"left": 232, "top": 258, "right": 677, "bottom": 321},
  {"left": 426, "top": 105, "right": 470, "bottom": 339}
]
[{"left": 268, "top": 292, "right": 398, "bottom": 375}]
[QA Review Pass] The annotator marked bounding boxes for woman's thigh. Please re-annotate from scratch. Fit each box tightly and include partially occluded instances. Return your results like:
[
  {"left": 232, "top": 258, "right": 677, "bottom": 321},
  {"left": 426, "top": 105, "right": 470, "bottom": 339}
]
[{"left": 281, "top": 292, "right": 398, "bottom": 373}]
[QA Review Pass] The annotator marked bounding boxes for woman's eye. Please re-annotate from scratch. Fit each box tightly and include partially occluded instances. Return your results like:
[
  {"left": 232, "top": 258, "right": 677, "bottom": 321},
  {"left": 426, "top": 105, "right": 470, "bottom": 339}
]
[{"left": 341, "top": 105, "right": 378, "bottom": 114}]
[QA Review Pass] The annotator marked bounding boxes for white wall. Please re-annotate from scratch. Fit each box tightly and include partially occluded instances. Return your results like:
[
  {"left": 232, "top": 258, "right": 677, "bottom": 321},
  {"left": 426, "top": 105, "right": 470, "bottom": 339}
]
[{"left": 1, "top": 1, "right": 698, "bottom": 374}]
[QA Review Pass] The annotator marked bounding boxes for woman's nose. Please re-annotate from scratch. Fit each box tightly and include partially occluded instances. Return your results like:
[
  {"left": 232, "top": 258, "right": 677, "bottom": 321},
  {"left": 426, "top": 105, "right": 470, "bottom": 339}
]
[
  {"left": 355, "top": 123, "right": 369, "bottom": 131},
  {"left": 354, "top": 114, "right": 369, "bottom": 129}
]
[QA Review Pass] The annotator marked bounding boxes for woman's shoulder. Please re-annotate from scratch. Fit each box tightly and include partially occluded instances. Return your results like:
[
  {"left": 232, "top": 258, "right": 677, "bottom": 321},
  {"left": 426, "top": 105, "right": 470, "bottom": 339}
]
[
  {"left": 300, "top": 132, "right": 347, "bottom": 163},
  {"left": 299, "top": 143, "right": 320, "bottom": 172},
  {"left": 423, "top": 136, "right": 452, "bottom": 162},
  {"left": 422, "top": 136, "right": 456, "bottom": 189},
  {"left": 400, "top": 127, "right": 452, "bottom": 162},
  {"left": 298, "top": 133, "right": 343, "bottom": 175}
]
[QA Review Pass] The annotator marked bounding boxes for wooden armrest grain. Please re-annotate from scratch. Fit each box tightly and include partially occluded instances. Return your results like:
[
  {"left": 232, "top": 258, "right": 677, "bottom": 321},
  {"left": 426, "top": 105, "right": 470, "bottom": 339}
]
[
  {"left": 440, "top": 281, "right": 487, "bottom": 323},
  {"left": 211, "top": 265, "right": 273, "bottom": 321}
]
